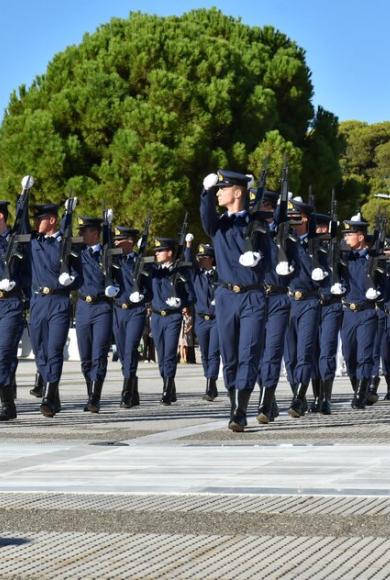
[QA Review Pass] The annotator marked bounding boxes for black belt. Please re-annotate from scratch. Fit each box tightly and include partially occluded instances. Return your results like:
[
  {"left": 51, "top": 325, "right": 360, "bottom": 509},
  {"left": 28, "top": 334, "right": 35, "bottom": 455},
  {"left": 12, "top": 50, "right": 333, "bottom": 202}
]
[
  {"left": 288, "top": 289, "right": 318, "bottom": 301},
  {"left": 115, "top": 301, "right": 143, "bottom": 310},
  {"left": 264, "top": 284, "right": 288, "bottom": 296},
  {"left": 197, "top": 312, "right": 215, "bottom": 321},
  {"left": 219, "top": 282, "right": 262, "bottom": 294},
  {"left": 152, "top": 308, "right": 180, "bottom": 317},
  {"left": 79, "top": 294, "right": 111, "bottom": 304},
  {"left": 37, "top": 287, "right": 69, "bottom": 296},
  {"left": 343, "top": 301, "right": 376, "bottom": 312},
  {"left": 320, "top": 295, "right": 342, "bottom": 306},
  {"left": 0, "top": 288, "right": 22, "bottom": 300}
]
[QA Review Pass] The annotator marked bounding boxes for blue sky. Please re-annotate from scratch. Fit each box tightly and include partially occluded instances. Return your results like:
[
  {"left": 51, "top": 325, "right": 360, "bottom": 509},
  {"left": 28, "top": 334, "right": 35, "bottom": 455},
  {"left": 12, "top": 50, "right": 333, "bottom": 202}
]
[{"left": 1, "top": 0, "right": 389, "bottom": 124}]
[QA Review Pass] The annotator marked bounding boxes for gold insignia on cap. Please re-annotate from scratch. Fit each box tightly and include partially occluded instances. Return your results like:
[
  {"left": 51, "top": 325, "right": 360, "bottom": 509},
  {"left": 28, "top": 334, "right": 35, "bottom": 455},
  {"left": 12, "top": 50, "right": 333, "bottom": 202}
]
[
  {"left": 218, "top": 171, "right": 224, "bottom": 181},
  {"left": 78, "top": 217, "right": 85, "bottom": 225},
  {"left": 344, "top": 222, "right": 351, "bottom": 230},
  {"left": 287, "top": 201, "right": 294, "bottom": 210},
  {"left": 155, "top": 239, "right": 161, "bottom": 247},
  {"left": 198, "top": 245, "right": 205, "bottom": 254},
  {"left": 249, "top": 191, "right": 256, "bottom": 201},
  {"left": 114, "top": 228, "right": 121, "bottom": 236}
]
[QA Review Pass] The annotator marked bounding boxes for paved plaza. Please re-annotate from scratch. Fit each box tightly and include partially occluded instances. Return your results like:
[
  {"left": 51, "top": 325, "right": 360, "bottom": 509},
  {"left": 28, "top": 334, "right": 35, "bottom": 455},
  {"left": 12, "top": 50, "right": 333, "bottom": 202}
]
[{"left": 1, "top": 359, "right": 390, "bottom": 578}]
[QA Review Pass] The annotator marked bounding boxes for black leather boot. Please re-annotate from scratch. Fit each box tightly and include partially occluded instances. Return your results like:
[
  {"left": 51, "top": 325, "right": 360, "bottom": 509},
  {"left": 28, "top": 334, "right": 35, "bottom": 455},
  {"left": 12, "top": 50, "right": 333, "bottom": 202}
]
[
  {"left": 309, "top": 378, "right": 321, "bottom": 413},
  {"left": 203, "top": 377, "right": 218, "bottom": 401},
  {"left": 350, "top": 376, "right": 357, "bottom": 392},
  {"left": 171, "top": 379, "right": 177, "bottom": 403},
  {"left": 0, "top": 385, "right": 17, "bottom": 421},
  {"left": 40, "top": 382, "right": 59, "bottom": 417},
  {"left": 83, "top": 378, "right": 92, "bottom": 412},
  {"left": 87, "top": 380, "right": 104, "bottom": 413},
  {"left": 256, "top": 386, "right": 276, "bottom": 424},
  {"left": 288, "top": 383, "right": 309, "bottom": 418},
  {"left": 384, "top": 375, "right": 390, "bottom": 401},
  {"left": 161, "top": 377, "right": 174, "bottom": 405},
  {"left": 120, "top": 376, "right": 139, "bottom": 408},
  {"left": 319, "top": 379, "right": 333, "bottom": 415},
  {"left": 257, "top": 385, "right": 264, "bottom": 415},
  {"left": 11, "top": 373, "right": 17, "bottom": 400},
  {"left": 366, "top": 376, "right": 380, "bottom": 406},
  {"left": 352, "top": 378, "right": 369, "bottom": 409},
  {"left": 228, "top": 389, "right": 251, "bottom": 432},
  {"left": 30, "top": 372, "right": 44, "bottom": 398}
]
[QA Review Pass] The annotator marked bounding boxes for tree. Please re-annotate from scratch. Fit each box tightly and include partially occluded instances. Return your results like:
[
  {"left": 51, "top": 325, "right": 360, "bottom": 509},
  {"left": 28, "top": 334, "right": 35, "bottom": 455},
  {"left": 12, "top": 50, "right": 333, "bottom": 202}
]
[{"left": 0, "top": 8, "right": 328, "bottom": 237}]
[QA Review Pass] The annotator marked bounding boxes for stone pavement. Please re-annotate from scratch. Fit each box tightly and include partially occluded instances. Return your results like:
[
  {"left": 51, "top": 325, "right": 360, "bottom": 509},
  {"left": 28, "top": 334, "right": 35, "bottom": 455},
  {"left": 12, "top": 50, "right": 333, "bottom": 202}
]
[{"left": 1, "top": 359, "right": 390, "bottom": 578}]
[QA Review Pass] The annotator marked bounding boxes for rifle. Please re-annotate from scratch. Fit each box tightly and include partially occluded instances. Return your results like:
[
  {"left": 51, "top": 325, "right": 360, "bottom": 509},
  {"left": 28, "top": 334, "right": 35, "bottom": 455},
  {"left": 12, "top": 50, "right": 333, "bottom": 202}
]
[
  {"left": 169, "top": 212, "right": 189, "bottom": 294},
  {"left": 327, "top": 189, "right": 341, "bottom": 285},
  {"left": 244, "top": 158, "right": 270, "bottom": 252},
  {"left": 275, "top": 158, "right": 294, "bottom": 269},
  {"left": 102, "top": 208, "right": 122, "bottom": 287},
  {"left": 307, "top": 185, "right": 320, "bottom": 269},
  {"left": 367, "top": 213, "right": 387, "bottom": 288},
  {"left": 2, "top": 175, "right": 33, "bottom": 281},
  {"left": 132, "top": 213, "right": 152, "bottom": 292},
  {"left": 59, "top": 197, "right": 79, "bottom": 276}
]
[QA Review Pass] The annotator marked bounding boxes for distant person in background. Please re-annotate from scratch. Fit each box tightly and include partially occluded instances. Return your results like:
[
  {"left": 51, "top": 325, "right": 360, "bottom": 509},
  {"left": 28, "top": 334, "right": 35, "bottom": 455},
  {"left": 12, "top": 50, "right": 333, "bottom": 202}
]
[{"left": 179, "top": 307, "right": 193, "bottom": 363}]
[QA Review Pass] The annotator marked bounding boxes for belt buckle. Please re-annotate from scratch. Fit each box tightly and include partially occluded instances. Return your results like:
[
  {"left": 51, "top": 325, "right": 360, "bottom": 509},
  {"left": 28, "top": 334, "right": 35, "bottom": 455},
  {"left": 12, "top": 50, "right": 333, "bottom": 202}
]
[
  {"left": 232, "top": 284, "right": 241, "bottom": 293},
  {"left": 264, "top": 284, "right": 271, "bottom": 295},
  {"left": 160, "top": 310, "right": 167, "bottom": 317},
  {"left": 85, "top": 295, "right": 93, "bottom": 303},
  {"left": 204, "top": 314, "right": 210, "bottom": 321},
  {"left": 121, "top": 303, "right": 128, "bottom": 310},
  {"left": 350, "top": 303, "right": 357, "bottom": 311},
  {"left": 294, "top": 290, "right": 303, "bottom": 300},
  {"left": 0, "top": 291, "right": 4, "bottom": 299},
  {"left": 42, "top": 287, "right": 51, "bottom": 295}
]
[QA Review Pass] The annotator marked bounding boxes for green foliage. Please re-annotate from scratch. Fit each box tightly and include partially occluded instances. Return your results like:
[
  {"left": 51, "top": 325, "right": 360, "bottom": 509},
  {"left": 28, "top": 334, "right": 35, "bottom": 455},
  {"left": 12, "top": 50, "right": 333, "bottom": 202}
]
[{"left": 0, "top": 8, "right": 332, "bottom": 237}]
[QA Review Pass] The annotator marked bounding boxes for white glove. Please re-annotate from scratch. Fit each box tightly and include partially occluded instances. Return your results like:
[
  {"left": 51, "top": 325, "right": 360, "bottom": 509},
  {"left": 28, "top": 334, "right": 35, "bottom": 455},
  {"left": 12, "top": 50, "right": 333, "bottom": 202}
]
[
  {"left": 185, "top": 233, "right": 194, "bottom": 243},
  {"left": 203, "top": 173, "right": 218, "bottom": 190},
  {"left": 311, "top": 268, "right": 329, "bottom": 282},
  {"left": 330, "top": 283, "right": 346, "bottom": 295},
  {"left": 366, "top": 288, "right": 380, "bottom": 300},
  {"left": 210, "top": 299, "right": 216, "bottom": 306},
  {"left": 129, "top": 291, "right": 144, "bottom": 303},
  {"left": 0, "top": 279, "right": 16, "bottom": 292},
  {"left": 239, "top": 251, "right": 262, "bottom": 267},
  {"left": 105, "top": 285, "right": 120, "bottom": 298},
  {"left": 275, "top": 261, "right": 294, "bottom": 276},
  {"left": 58, "top": 272, "right": 75, "bottom": 286},
  {"left": 165, "top": 296, "right": 182, "bottom": 308}
]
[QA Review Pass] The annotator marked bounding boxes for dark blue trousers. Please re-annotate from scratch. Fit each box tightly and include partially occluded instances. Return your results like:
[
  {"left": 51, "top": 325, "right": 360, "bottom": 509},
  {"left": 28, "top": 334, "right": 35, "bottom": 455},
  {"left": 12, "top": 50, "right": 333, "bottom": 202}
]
[
  {"left": 113, "top": 305, "right": 146, "bottom": 378},
  {"left": 29, "top": 295, "right": 71, "bottom": 383},
  {"left": 284, "top": 298, "right": 321, "bottom": 386},
  {"left": 151, "top": 312, "right": 182, "bottom": 378},
  {"left": 341, "top": 308, "right": 378, "bottom": 380},
  {"left": 312, "top": 302, "right": 343, "bottom": 381},
  {"left": 215, "top": 288, "right": 266, "bottom": 391},
  {"left": 76, "top": 300, "right": 112, "bottom": 382},
  {"left": 372, "top": 309, "right": 386, "bottom": 376},
  {"left": 381, "top": 314, "right": 390, "bottom": 375},
  {"left": 0, "top": 299, "right": 24, "bottom": 385},
  {"left": 258, "top": 294, "right": 290, "bottom": 389},
  {"left": 194, "top": 315, "right": 220, "bottom": 379}
]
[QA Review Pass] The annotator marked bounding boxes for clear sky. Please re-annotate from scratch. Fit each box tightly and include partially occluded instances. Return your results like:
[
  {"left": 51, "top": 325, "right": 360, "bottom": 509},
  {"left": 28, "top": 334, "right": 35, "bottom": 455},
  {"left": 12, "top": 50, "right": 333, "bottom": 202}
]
[{"left": 1, "top": 0, "right": 389, "bottom": 124}]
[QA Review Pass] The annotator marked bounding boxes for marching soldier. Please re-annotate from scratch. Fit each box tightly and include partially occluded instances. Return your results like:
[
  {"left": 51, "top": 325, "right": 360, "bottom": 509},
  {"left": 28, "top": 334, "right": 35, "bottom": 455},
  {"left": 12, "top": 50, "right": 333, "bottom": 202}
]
[
  {"left": 200, "top": 169, "right": 269, "bottom": 432},
  {"left": 112, "top": 226, "right": 148, "bottom": 408},
  {"left": 148, "top": 236, "right": 192, "bottom": 405},
  {"left": 76, "top": 216, "right": 113, "bottom": 413},
  {"left": 284, "top": 198, "right": 322, "bottom": 418},
  {"left": 29, "top": 202, "right": 79, "bottom": 417},
  {"left": 184, "top": 237, "right": 220, "bottom": 401},
  {"left": 336, "top": 214, "right": 381, "bottom": 409},
  {"left": 0, "top": 200, "right": 29, "bottom": 420}
]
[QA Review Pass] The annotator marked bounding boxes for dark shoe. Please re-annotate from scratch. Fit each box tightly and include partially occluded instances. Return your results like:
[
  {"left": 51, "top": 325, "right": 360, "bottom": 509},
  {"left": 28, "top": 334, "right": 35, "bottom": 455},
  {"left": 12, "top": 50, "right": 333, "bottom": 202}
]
[
  {"left": 257, "top": 386, "right": 276, "bottom": 424},
  {"left": 171, "top": 379, "right": 177, "bottom": 403},
  {"left": 288, "top": 383, "right": 309, "bottom": 418},
  {"left": 30, "top": 372, "right": 44, "bottom": 398},
  {"left": 161, "top": 378, "right": 174, "bottom": 405},
  {"left": 120, "top": 376, "right": 139, "bottom": 408},
  {"left": 83, "top": 378, "right": 92, "bottom": 412},
  {"left": 40, "top": 382, "right": 59, "bottom": 417},
  {"left": 229, "top": 389, "right": 251, "bottom": 432},
  {"left": 352, "top": 379, "right": 369, "bottom": 409},
  {"left": 366, "top": 376, "right": 380, "bottom": 406},
  {"left": 350, "top": 376, "right": 358, "bottom": 392},
  {"left": 87, "top": 380, "right": 104, "bottom": 413},
  {"left": 319, "top": 379, "right": 333, "bottom": 415},
  {"left": 0, "top": 385, "right": 17, "bottom": 421},
  {"left": 203, "top": 378, "right": 218, "bottom": 401},
  {"left": 309, "top": 378, "right": 321, "bottom": 413},
  {"left": 11, "top": 374, "right": 17, "bottom": 400}
]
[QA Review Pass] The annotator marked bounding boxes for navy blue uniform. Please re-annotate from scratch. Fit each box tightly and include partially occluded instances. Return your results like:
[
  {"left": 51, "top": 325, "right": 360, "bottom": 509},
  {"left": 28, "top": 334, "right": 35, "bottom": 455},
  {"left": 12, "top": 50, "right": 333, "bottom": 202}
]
[
  {"left": 29, "top": 233, "right": 79, "bottom": 384},
  {"left": 76, "top": 245, "right": 112, "bottom": 383},
  {"left": 112, "top": 252, "right": 147, "bottom": 379}
]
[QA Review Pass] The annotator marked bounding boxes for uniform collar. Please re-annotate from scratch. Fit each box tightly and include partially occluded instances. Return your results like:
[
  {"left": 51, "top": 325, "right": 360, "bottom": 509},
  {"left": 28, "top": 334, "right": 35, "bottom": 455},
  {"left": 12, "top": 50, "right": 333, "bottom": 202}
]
[{"left": 88, "top": 243, "right": 102, "bottom": 253}]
